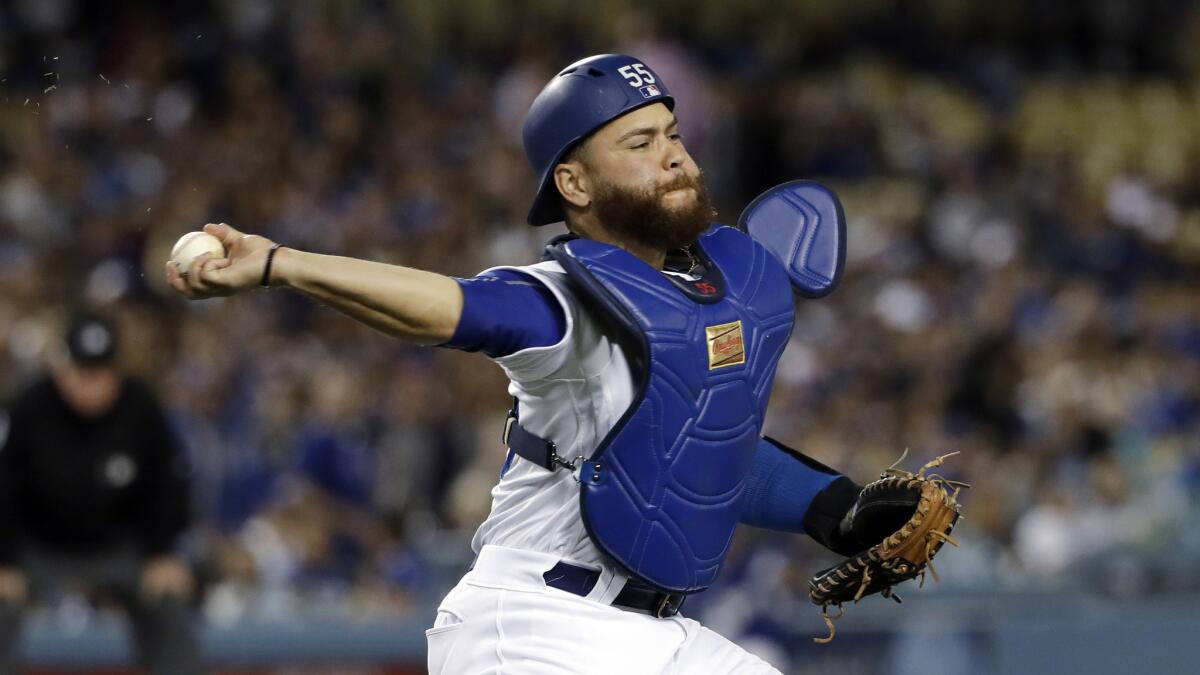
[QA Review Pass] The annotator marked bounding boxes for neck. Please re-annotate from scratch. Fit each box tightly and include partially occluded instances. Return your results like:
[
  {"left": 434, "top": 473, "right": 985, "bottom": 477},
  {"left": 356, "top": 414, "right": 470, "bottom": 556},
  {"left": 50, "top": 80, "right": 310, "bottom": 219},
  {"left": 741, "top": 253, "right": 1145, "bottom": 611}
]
[{"left": 570, "top": 219, "right": 666, "bottom": 270}]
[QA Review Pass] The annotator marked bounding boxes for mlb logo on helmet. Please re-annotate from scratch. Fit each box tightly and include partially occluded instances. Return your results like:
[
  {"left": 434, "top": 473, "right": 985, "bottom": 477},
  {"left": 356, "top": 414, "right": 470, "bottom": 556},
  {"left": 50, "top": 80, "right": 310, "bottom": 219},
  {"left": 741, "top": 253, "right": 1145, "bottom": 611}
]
[{"left": 640, "top": 84, "right": 661, "bottom": 98}]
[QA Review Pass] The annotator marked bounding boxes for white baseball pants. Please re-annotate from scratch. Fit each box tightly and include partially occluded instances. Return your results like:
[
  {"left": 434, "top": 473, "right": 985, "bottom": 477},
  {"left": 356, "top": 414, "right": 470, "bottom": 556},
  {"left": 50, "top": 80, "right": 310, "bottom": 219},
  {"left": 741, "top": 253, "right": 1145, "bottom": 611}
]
[{"left": 426, "top": 545, "right": 781, "bottom": 674}]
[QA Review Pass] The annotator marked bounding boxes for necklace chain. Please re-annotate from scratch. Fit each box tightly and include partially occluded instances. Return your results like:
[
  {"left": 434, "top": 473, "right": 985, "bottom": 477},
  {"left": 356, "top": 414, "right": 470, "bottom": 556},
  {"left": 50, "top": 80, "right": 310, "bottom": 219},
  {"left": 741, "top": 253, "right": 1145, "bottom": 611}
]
[{"left": 680, "top": 246, "right": 700, "bottom": 275}]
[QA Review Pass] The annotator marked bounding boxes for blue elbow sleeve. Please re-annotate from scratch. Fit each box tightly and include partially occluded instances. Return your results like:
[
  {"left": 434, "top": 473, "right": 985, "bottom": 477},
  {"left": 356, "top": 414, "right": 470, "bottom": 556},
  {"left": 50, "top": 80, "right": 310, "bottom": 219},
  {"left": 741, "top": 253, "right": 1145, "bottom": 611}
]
[{"left": 445, "top": 270, "right": 566, "bottom": 358}]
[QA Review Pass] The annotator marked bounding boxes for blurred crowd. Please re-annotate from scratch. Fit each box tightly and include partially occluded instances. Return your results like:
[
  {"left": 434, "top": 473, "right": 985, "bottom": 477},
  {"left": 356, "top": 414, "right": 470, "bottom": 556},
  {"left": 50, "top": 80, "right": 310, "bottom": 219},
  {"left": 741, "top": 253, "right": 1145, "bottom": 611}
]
[{"left": 1, "top": 0, "right": 1199, "bottom": 646}]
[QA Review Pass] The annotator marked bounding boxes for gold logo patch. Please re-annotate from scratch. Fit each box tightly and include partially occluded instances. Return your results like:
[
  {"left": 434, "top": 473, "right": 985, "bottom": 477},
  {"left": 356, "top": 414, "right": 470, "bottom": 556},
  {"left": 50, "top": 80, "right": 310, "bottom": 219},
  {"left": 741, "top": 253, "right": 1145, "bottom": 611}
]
[{"left": 706, "top": 321, "right": 746, "bottom": 369}]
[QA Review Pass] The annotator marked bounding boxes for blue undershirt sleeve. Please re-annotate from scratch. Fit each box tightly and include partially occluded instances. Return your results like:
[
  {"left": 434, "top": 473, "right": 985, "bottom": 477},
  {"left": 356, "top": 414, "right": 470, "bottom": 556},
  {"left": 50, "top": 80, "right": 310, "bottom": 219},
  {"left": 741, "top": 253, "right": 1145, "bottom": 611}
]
[
  {"left": 443, "top": 269, "right": 567, "bottom": 359},
  {"left": 739, "top": 436, "right": 842, "bottom": 533}
]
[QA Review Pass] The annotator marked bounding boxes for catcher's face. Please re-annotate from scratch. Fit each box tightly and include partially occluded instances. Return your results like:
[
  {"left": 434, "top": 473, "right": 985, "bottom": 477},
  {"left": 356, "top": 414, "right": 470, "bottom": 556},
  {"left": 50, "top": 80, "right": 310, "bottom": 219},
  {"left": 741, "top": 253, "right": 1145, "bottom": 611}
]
[
  {"left": 585, "top": 104, "right": 700, "bottom": 207},
  {"left": 555, "top": 103, "right": 714, "bottom": 251}
]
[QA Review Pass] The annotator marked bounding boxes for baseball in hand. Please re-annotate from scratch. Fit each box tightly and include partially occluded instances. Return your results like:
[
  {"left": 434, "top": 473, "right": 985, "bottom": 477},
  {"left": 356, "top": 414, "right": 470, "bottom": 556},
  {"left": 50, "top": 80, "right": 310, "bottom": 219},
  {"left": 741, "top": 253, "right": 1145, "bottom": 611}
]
[{"left": 170, "top": 231, "right": 226, "bottom": 275}]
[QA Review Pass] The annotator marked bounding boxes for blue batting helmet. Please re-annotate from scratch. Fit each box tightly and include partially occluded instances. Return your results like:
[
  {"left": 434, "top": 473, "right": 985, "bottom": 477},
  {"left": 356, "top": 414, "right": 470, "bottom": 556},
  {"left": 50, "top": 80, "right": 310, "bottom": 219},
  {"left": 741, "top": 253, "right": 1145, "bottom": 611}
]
[{"left": 523, "top": 54, "right": 674, "bottom": 226}]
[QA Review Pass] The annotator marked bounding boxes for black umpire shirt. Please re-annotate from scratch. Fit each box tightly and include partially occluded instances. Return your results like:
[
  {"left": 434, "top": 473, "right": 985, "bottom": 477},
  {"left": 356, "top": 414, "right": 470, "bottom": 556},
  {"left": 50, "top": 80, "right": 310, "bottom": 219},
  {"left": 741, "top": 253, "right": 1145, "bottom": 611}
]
[{"left": 0, "top": 375, "right": 189, "bottom": 564}]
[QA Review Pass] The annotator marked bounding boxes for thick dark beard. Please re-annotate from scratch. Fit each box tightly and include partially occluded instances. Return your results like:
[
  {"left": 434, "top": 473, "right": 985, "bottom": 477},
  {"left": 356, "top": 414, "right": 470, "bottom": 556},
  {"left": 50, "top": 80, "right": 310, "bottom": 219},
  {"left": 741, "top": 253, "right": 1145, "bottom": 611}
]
[{"left": 591, "top": 171, "right": 716, "bottom": 251}]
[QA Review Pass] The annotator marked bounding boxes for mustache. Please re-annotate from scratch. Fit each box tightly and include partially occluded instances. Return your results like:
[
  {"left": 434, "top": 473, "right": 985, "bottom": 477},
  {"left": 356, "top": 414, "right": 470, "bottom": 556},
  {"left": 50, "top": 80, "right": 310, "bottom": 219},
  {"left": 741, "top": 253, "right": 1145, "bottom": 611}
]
[{"left": 656, "top": 173, "right": 701, "bottom": 195}]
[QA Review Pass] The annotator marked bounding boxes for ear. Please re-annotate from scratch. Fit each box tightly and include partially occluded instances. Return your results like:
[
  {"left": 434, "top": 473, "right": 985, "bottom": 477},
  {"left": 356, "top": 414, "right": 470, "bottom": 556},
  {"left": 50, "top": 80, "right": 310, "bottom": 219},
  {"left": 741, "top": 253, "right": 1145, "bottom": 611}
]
[{"left": 553, "top": 161, "right": 591, "bottom": 210}]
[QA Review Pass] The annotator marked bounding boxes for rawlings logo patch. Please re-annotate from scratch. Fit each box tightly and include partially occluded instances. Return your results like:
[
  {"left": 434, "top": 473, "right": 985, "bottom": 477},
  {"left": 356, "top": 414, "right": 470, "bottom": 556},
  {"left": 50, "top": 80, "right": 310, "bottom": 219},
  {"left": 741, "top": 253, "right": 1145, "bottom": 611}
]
[{"left": 706, "top": 321, "right": 745, "bottom": 369}]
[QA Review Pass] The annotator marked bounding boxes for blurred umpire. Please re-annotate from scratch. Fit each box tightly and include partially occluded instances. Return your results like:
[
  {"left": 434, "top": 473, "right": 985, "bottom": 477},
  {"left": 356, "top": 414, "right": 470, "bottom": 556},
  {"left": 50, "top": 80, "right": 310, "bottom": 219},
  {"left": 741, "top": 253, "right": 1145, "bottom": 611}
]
[{"left": 0, "top": 309, "right": 203, "bottom": 674}]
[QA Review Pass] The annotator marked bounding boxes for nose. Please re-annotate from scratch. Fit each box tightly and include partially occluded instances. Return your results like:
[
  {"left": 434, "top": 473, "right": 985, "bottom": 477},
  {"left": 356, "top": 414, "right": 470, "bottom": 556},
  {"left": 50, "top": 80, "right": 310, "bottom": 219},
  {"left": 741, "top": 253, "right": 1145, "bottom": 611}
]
[{"left": 663, "top": 139, "right": 686, "bottom": 172}]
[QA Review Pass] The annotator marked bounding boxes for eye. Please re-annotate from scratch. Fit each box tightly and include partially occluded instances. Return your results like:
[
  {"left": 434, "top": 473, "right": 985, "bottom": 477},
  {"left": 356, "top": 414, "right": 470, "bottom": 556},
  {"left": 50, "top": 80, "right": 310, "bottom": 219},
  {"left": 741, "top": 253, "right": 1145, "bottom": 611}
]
[
  {"left": 631, "top": 141, "right": 650, "bottom": 149},
  {"left": 669, "top": 132, "right": 683, "bottom": 141}
]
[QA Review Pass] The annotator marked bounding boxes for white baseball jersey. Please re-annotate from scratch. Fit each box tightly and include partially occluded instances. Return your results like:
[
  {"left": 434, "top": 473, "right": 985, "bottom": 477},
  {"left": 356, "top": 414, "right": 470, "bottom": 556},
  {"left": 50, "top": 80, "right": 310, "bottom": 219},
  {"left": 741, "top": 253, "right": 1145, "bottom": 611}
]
[{"left": 470, "top": 259, "right": 634, "bottom": 573}]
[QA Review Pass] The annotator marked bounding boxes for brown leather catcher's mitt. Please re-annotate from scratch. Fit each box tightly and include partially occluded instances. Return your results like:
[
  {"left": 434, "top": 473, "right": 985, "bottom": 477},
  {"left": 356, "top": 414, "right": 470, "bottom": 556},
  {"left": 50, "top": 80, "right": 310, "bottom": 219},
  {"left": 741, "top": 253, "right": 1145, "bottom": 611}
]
[{"left": 808, "top": 451, "right": 968, "bottom": 644}]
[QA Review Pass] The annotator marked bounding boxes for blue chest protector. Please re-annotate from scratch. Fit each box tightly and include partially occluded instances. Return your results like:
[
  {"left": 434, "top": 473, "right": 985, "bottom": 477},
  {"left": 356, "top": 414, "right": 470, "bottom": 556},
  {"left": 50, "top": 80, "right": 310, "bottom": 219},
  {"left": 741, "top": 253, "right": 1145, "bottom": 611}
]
[{"left": 546, "top": 225, "right": 795, "bottom": 593}]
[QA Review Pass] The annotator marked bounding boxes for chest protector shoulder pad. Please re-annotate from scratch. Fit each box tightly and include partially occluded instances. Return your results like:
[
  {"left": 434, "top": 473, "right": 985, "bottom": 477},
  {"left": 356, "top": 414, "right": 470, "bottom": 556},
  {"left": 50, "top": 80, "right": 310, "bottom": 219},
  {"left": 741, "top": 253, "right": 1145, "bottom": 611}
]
[{"left": 550, "top": 225, "right": 794, "bottom": 593}]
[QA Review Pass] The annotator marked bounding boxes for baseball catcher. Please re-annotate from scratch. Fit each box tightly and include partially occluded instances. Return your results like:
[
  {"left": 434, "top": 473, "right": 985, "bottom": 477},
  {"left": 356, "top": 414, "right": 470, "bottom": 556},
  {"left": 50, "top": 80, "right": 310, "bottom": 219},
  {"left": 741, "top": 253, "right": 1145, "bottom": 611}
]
[{"left": 167, "top": 53, "right": 969, "bottom": 673}]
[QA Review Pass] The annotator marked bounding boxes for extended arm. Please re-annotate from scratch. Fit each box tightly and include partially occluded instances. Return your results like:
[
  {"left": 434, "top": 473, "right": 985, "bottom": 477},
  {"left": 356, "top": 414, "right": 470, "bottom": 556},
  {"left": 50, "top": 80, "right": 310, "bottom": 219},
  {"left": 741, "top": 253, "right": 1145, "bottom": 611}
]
[
  {"left": 273, "top": 248, "right": 463, "bottom": 344},
  {"left": 165, "top": 223, "right": 463, "bottom": 344}
]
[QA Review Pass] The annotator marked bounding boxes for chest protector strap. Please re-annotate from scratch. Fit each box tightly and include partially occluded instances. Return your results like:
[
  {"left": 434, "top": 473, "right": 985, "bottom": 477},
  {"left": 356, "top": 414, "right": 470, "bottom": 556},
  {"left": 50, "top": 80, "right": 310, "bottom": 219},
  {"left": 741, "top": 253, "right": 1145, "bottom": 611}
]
[{"left": 508, "top": 226, "right": 794, "bottom": 593}]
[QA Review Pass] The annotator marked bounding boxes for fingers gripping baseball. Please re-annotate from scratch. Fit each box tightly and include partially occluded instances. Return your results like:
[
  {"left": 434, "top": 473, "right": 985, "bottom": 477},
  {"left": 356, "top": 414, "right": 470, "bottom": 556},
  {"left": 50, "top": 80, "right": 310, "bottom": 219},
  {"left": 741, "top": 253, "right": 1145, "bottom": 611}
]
[
  {"left": 203, "top": 221, "right": 243, "bottom": 247},
  {"left": 165, "top": 223, "right": 276, "bottom": 299}
]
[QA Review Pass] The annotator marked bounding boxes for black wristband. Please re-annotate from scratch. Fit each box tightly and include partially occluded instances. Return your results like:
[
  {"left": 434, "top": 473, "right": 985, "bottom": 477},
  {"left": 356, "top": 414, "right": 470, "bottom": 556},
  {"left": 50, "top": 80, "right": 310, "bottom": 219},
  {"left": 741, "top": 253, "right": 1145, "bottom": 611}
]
[
  {"left": 802, "top": 476, "right": 866, "bottom": 556},
  {"left": 260, "top": 243, "right": 282, "bottom": 288}
]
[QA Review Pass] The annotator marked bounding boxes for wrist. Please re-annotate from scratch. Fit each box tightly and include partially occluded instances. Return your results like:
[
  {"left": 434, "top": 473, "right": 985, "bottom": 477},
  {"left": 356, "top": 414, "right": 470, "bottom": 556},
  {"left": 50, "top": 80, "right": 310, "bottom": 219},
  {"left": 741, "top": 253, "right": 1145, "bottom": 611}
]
[
  {"left": 265, "top": 245, "right": 301, "bottom": 289},
  {"left": 260, "top": 243, "right": 283, "bottom": 288},
  {"left": 802, "top": 476, "right": 865, "bottom": 556}
]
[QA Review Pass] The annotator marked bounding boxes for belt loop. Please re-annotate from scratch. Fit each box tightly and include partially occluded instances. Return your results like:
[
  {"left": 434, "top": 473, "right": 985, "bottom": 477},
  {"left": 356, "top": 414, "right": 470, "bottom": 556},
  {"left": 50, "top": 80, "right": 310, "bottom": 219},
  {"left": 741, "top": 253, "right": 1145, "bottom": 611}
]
[{"left": 502, "top": 410, "right": 516, "bottom": 445}]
